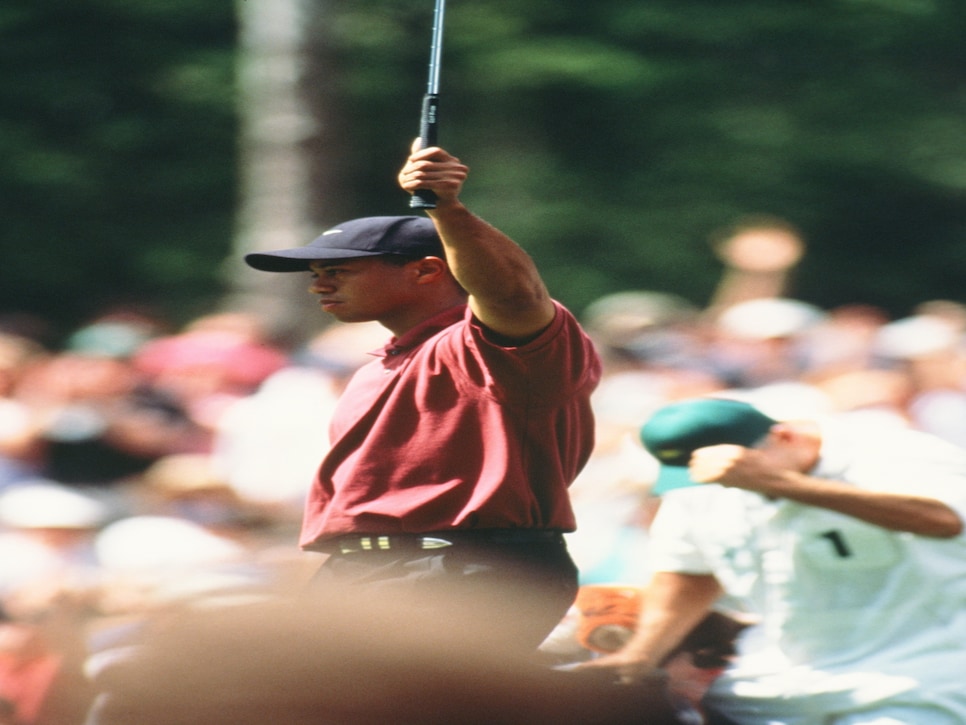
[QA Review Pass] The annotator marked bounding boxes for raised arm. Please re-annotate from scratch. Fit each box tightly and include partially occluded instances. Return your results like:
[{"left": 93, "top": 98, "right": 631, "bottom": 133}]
[
  {"left": 398, "top": 142, "right": 556, "bottom": 340},
  {"left": 687, "top": 421, "right": 965, "bottom": 539},
  {"left": 698, "top": 450, "right": 965, "bottom": 538}
]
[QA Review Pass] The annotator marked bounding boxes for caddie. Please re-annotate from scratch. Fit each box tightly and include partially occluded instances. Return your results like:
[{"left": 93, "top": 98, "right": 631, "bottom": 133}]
[{"left": 581, "top": 396, "right": 966, "bottom": 724}]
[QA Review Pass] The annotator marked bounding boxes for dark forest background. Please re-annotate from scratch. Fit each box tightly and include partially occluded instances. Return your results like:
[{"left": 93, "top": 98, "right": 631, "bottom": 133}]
[{"left": 2, "top": 0, "right": 965, "bottom": 343}]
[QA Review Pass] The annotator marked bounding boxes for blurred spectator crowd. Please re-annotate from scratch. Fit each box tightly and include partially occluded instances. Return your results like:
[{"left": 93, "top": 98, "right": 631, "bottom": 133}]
[{"left": 0, "top": 220, "right": 964, "bottom": 722}]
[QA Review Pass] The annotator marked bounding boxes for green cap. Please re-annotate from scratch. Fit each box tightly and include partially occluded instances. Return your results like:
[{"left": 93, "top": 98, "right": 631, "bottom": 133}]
[{"left": 640, "top": 398, "right": 776, "bottom": 495}]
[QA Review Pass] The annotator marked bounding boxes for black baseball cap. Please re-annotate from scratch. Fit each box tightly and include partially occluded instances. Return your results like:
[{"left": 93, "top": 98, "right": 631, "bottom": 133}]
[{"left": 244, "top": 216, "right": 444, "bottom": 273}]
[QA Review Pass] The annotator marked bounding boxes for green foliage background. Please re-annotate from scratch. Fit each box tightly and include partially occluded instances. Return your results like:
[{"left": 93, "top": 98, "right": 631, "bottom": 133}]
[
  {"left": 2, "top": 0, "right": 965, "bottom": 341},
  {"left": 0, "top": 0, "right": 237, "bottom": 340}
]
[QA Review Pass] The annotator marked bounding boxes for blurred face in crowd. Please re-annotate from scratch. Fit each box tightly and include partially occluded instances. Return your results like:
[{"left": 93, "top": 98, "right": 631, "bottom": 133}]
[{"left": 16, "top": 353, "right": 138, "bottom": 403}]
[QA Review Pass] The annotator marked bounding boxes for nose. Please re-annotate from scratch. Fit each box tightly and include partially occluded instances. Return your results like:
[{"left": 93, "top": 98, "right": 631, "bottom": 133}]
[{"left": 310, "top": 277, "right": 333, "bottom": 294}]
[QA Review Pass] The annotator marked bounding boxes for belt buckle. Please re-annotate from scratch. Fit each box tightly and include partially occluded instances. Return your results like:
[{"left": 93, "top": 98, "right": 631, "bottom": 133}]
[
  {"left": 419, "top": 537, "right": 452, "bottom": 550},
  {"left": 337, "top": 538, "right": 359, "bottom": 554}
]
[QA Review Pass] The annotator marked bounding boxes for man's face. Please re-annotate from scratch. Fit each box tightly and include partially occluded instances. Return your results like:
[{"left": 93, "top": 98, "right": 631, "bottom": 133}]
[{"left": 308, "top": 257, "right": 416, "bottom": 325}]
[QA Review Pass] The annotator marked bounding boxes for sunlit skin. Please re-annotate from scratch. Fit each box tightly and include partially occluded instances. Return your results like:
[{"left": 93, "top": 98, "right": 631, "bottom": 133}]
[
  {"left": 301, "top": 141, "right": 558, "bottom": 342},
  {"left": 308, "top": 256, "right": 465, "bottom": 338},
  {"left": 398, "top": 142, "right": 556, "bottom": 340}
]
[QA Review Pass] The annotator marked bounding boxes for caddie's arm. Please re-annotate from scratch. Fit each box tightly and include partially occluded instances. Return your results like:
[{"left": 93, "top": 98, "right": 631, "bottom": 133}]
[
  {"left": 689, "top": 441, "right": 964, "bottom": 538},
  {"left": 577, "top": 571, "right": 724, "bottom": 683},
  {"left": 398, "top": 142, "right": 556, "bottom": 340}
]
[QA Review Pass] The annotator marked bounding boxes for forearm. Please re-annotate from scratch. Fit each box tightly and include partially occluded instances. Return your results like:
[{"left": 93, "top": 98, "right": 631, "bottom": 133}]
[
  {"left": 428, "top": 199, "right": 554, "bottom": 338},
  {"left": 760, "top": 471, "right": 964, "bottom": 538},
  {"left": 623, "top": 572, "right": 724, "bottom": 666},
  {"left": 576, "top": 573, "right": 724, "bottom": 682},
  {"left": 695, "top": 442, "right": 965, "bottom": 538},
  {"left": 398, "top": 143, "right": 554, "bottom": 338}
]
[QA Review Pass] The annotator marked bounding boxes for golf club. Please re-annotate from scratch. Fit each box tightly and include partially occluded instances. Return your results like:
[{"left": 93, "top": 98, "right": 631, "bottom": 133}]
[{"left": 410, "top": 0, "right": 446, "bottom": 210}]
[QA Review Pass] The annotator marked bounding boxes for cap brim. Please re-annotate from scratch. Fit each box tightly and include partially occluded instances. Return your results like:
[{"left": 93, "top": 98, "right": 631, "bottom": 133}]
[
  {"left": 651, "top": 465, "right": 703, "bottom": 496},
  {"left": 244, "top": 248, "right": 382, "bottom": 273}
]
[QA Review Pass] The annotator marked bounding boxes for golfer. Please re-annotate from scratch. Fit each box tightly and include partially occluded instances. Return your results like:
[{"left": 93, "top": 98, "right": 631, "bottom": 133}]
[{"left": 244, "top": 142, "right": 602, "bottom": 655}]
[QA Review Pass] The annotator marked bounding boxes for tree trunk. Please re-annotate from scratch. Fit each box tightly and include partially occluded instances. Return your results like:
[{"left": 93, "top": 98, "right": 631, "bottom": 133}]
[{"left": 226, "top": 0, "right": 346, "bottom": 347}]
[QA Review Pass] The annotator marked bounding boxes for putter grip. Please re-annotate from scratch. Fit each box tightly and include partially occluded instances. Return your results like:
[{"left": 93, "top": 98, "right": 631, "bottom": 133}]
[{"left": 410, "top": 93, "right": 439, "bottom": 210}]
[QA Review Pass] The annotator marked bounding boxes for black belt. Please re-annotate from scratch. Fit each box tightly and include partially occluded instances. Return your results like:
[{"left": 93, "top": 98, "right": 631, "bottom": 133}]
[{"left": 331, "top": 529, "right": 564, "bottom": 555}]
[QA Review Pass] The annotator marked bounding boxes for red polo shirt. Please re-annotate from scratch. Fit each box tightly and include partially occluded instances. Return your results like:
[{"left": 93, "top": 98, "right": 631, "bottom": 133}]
[{"left": 299, "top": 302, "right": 601, "bottom": 550}]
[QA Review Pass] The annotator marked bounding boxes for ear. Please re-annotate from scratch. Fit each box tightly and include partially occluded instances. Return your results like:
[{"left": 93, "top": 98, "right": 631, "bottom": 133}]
[
  {"left": 769, "top": 420, "right": 821, "bottom": 471},
  {"left": 770, "top": 420, "right": 820, "bottom": 453},
  {"left": 411, "top": 256, "right": 448, "bottom": 285},
  {"left": 768, "top": 422, "right": 797, "bottom": 444}
]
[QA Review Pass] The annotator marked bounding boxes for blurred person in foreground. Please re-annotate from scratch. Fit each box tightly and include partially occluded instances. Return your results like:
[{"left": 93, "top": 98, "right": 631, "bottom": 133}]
[
  {"left": 580, "top": 396, "right": 966, "bottom": 724},
  {"left": 83, "top": 591, "right": 683, "bottom": 725},
  {"left": 243, "top": 141, "right": 602, "bottom": 657}
]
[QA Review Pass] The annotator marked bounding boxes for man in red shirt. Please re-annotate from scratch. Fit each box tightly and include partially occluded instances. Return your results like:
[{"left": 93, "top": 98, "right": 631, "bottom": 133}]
[{"left": 244, "top": 142, "right": 602, "bottom": 655}]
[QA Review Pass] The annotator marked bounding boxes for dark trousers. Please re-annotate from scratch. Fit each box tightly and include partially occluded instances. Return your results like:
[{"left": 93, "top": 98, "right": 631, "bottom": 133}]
[
  {"left": 704, "top": 710, "right": 743, "bottom": 725},
  {"left": 306, "top": 535, "right": 579, "bottom": 657}
]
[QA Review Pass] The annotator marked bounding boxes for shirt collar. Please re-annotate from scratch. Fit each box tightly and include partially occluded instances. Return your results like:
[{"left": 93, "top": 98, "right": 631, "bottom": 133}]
[{"left": 376, "top": 304, "right": 466, "bottom": 358}]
